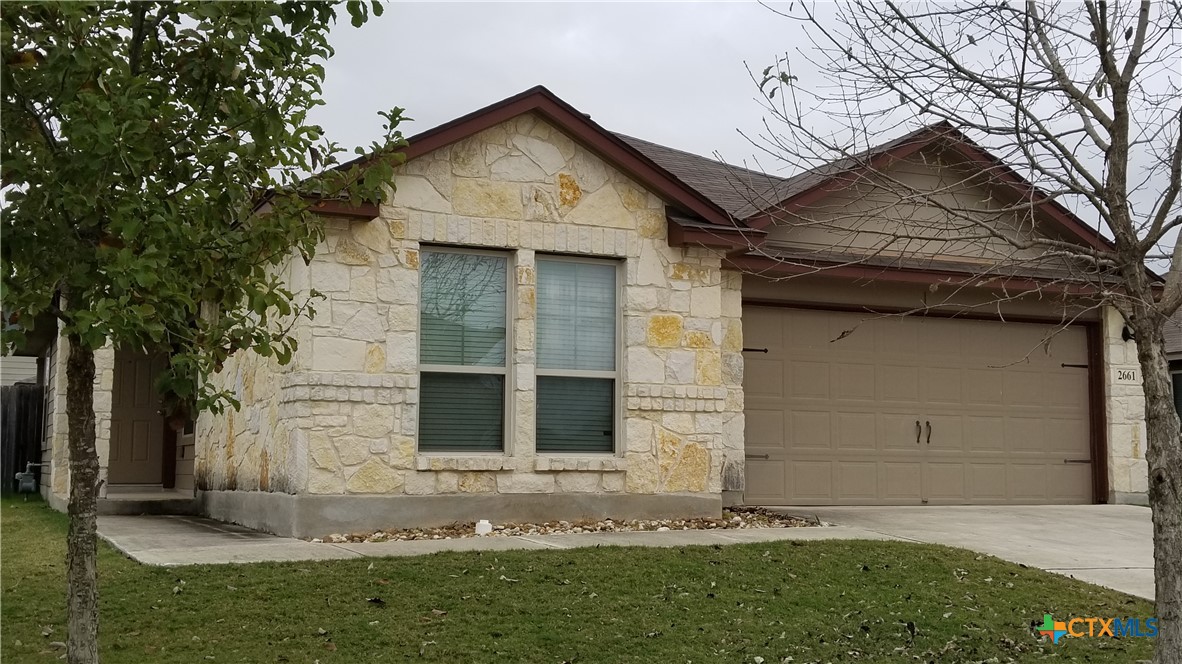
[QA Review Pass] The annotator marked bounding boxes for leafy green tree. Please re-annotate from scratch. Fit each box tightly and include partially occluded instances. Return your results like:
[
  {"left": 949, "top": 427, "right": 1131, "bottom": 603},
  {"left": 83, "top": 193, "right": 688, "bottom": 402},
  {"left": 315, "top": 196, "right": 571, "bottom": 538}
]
[{"left": 1, "top": 3, "right": 404, "bottom": 661}]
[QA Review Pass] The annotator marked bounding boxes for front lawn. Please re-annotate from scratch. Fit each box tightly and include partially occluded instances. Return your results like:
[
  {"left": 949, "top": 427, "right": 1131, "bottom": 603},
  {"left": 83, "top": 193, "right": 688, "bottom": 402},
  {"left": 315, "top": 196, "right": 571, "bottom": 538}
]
[{"left": 1, "top": 497, "right": 1154, "bottom": 663}]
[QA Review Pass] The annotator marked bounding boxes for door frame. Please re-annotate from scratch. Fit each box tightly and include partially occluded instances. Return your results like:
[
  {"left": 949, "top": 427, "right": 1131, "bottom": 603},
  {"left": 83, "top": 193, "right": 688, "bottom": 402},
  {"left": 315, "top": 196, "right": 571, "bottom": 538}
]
[
  {"left": 741, "top": 299, "right": 1109, "bottom": 504},
  {"left": 161, "top": 425, "right": 177, "bottom": 489},
  {"left": 108, "top": 349, "right": 178, "bottom": 489}
]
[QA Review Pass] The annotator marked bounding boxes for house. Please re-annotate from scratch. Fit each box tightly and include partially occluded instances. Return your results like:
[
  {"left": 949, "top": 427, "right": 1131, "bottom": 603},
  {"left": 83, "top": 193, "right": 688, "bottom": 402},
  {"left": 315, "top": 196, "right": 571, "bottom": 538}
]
[
  {"left": 1167, "top": 311, "right": 1182, "bottom": 416},
  {"left": 32, "top": 87, "right": 1148, "bottom": 537},
  {"left": 0, "top": 355, "right": 39, "bottom": 386}
]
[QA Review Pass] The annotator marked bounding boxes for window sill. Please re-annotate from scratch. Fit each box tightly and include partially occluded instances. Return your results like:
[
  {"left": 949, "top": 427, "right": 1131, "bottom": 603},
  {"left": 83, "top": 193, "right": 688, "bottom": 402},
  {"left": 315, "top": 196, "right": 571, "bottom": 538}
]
[
  {"left": 414, "top": 456, "right": 517, "bottom": 472},
  {"left": 412, "top": 455, "right": 628, "bottom": 473},
  {"left": 535, "top": 456, "right": 627, "bottom": 472}
]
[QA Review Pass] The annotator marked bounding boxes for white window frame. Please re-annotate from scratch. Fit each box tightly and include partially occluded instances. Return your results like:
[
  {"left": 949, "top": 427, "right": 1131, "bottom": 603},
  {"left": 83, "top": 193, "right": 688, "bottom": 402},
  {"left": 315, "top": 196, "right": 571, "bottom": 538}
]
[
  {"left": 417, "top": 246, "right": 515, "bottom": 455},
  {"left": 534, "top": 254, "right": 623, "bottom": 455}
]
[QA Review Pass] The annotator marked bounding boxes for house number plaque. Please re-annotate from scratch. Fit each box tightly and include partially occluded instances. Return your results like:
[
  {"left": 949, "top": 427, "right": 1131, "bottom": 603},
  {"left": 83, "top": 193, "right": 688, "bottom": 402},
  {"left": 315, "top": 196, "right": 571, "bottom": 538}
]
[{"left": 1114, "top": 368, "right": 1139, "bottom": 384}]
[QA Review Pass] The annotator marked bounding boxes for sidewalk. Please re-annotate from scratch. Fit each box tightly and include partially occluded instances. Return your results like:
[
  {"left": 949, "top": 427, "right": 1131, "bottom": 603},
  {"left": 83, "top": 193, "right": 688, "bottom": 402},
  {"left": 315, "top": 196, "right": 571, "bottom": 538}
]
[{"left": 97, "top": 514, "right": 895, "bottom": 567}]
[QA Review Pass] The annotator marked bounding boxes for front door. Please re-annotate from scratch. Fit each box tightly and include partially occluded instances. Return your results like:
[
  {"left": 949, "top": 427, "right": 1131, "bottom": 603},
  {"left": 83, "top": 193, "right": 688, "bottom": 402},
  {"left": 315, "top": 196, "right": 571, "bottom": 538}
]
[{"left": 108, "top": 350, "right": 168, "bottom": 485}]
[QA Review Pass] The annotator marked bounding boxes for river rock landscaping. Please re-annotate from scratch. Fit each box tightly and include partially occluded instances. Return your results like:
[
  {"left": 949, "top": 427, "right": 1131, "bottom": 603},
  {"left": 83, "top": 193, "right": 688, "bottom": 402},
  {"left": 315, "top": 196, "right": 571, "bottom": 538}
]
[{"left": 311, "top": 507, "right": 815, "bottom": 543}]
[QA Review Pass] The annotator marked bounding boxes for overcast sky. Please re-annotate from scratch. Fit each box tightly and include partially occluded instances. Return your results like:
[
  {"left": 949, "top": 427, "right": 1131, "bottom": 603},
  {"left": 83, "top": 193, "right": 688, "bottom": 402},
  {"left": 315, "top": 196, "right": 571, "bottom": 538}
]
[
  {"left": 311, "top": 2, "right": 809, "bottom": 177},
  {"left": 307, "top": 2, "right": 1177, "bottom": 260}
]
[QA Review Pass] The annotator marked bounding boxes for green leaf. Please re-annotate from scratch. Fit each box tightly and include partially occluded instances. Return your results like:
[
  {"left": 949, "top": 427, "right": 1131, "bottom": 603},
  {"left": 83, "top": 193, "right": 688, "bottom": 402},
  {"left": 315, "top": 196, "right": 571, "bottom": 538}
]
[
  {"left": 2, "top": 1, "right": 398, "bottom": 418},
  {"left": 346, "top": 1, "right": 367, "bottom": 27}
]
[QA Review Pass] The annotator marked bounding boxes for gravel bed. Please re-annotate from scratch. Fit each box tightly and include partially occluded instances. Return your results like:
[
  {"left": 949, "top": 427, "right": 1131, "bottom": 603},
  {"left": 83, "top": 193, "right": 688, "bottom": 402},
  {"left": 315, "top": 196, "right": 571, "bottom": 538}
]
[{"left": 310, "top": 507, "right": 816, "bottom": 543}]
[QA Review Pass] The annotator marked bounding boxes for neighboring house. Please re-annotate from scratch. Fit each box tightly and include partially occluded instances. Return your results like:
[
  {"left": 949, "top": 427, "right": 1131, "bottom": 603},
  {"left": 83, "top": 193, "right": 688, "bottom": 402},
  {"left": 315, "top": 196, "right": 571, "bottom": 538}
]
[
  {"left": 30, "top": 86, "right": 1150, "bottom": 537},
  {"left": 1167, "top": 311, "right": 1182, "bottom": 417},
  {"left": 0, "top": 356, "right": 39, "bottom": 386}
]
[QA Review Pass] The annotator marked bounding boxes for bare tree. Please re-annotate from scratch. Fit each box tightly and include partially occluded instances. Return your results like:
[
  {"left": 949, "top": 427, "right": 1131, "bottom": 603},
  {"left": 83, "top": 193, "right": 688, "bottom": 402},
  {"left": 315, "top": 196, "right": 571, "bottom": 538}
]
[{"left": 732, "top": 2, "right": 1179, "bottom": 659}]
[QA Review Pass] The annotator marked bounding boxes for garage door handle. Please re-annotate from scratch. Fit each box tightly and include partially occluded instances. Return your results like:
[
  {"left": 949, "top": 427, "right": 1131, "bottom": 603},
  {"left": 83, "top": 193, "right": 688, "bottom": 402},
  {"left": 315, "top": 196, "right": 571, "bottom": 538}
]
[
  {"left": 746, "top": 454, "right": 770, "bottom": 460},
  {"left": 925, "top": 421, "right": 932, "bottom": 445},
  {"left": 915, "top": 420, "right": 921, "bottom": 444},
  {"left": 1064, "top": 459, "right": 1092, "bottom": 464}
]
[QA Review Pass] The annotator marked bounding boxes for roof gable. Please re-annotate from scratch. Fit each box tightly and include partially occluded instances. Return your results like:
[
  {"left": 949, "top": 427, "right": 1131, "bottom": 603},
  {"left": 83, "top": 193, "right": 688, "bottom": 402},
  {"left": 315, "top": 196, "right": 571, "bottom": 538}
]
[
  {"left": 389, "top": 86, "right": 737, "bottom": 228},
  {"left": 744, "top": 123, "right": 1113, "bottom": 253}
]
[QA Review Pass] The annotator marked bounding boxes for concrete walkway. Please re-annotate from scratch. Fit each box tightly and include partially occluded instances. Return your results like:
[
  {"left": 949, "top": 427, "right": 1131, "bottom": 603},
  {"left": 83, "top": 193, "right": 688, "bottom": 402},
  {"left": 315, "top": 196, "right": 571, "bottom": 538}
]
[
  {"left": 96, "top": 514, "right": 893, "bottom": 567},
  {"left": 778, "top": 505, "right": 1154, "bottom": 600}
]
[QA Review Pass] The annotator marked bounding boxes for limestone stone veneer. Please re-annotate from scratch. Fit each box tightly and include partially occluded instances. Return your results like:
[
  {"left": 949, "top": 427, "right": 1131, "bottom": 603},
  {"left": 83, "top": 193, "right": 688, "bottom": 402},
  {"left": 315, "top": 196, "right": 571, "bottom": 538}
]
[{"left": 195, "top": 113, "right": 745, "bottom": 534}]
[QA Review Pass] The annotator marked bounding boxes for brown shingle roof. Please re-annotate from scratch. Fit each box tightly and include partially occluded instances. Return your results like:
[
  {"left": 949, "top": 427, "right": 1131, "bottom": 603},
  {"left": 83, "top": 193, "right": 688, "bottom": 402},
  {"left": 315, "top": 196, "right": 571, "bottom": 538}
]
[
  {"left": 614, "top": 133, "right": 788, "bottom": 219},
  {"left": 618, "top": 125, "right": 945, "bottom": 220}
]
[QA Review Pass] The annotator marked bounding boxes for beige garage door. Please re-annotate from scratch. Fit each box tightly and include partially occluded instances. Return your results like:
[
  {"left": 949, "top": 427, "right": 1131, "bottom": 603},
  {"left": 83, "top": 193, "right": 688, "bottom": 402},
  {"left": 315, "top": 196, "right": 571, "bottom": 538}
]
[{"left": 743, "top": 307, "right": 1093, "bottom": 505}]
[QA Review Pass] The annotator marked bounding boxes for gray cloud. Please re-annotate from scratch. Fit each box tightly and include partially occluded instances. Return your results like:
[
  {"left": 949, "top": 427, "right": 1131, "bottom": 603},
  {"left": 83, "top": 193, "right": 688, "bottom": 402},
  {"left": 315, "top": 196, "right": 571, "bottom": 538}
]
[
  {"left": 309, "top": 2, "right": 1175, "bottom": 262},
  {"left": 311, "top": 2, "right": 808, "bottom": 176}
]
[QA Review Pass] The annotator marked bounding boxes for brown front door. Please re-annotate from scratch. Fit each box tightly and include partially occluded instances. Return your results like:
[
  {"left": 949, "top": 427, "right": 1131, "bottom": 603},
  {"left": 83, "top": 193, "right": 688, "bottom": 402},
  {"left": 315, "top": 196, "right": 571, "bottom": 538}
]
[{"left": 108, "top": 350, "right": 168, "bottom": 485}]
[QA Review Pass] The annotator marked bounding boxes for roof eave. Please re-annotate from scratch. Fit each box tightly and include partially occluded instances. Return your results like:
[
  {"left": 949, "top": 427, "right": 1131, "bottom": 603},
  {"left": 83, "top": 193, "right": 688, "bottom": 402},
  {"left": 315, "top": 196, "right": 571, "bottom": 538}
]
[
  {"left": 726, "top": 253, "right": 1106, "bottom": 296},
  {"left": 666, "top": 214, "right": 766, "bottom": 250},
  {"left": 305, "top": 198, "right": 381, "bottom": 221}
]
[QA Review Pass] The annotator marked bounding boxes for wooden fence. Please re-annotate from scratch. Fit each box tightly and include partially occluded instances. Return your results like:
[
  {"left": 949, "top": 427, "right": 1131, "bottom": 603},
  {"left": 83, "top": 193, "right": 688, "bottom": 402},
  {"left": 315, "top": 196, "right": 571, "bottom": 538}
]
[{"left": 1, "top": 382, "right": 44, "bottom": 493}]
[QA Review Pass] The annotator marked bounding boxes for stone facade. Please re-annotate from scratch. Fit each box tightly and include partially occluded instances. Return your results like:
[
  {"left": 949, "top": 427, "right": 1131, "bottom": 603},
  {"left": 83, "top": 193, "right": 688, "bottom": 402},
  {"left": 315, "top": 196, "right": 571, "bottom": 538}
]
[
  {"left": 1102, "top": 306, "right": 1150, "bottom": 504},
  {"left": 196, "top": 347, "right": 295, "bottom": 494},
  {"left": 197, "top": 113, "right": 743, "bottom": 531},
  {"left": 42, "top": 336, "right": 115, "bottom": 505},
  {"left": 38, "top": 109, "right": 1150, "bottom": 523},
  {"left": 41, "top": 332, "right": 67, "bottom": 502}
]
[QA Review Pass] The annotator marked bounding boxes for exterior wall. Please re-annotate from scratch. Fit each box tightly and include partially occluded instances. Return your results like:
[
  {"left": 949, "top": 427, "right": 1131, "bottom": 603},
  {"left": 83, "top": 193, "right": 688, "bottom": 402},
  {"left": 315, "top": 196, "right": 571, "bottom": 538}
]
[
  {"left": 196, "top": 327, "right": 297, "bottom": 494},
  {"left": 1, "top": 355, "right": 39, "bottom": 386},
  {"left": 764, "top": 146, "right": 1060, "bottom": 266},
  {"left": 92, "top": 346, "right": 115, "bottom": 493},
  {"left": 1102, "top": 306, "right": 1150, "bottom": 504},
  {"left": 200, "top": 113, "right": 741, "bottom": 533},
  {"left": 41, "top": 334, "right": 66, "bottom": 502},
  {"left": 175, "top": 429, "right": 196, "bottom": 491},
  {"left": 41, "top": 336, "right": 115, "bottom": 502}
]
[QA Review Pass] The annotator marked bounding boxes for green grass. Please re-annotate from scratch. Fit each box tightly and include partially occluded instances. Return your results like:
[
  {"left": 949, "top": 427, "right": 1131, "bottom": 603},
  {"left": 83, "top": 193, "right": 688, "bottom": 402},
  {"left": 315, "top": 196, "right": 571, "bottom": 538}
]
[{"left": 1, "top": 497, "right": 1155, "bottom": 663}]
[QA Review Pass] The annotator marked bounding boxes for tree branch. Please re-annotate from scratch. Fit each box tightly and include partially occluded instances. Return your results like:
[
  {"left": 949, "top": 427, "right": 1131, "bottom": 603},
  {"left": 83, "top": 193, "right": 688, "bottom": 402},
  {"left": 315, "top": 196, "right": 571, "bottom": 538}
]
[{"left": 128, "top": 2, "right": 150, "bottom": 76}]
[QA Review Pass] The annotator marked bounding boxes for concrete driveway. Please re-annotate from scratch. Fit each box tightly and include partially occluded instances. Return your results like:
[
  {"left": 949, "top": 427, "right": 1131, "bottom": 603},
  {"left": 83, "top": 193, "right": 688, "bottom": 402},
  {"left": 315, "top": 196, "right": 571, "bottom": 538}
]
[{"left": 777, "top": 505, "right": 1155, "bottom": 600}]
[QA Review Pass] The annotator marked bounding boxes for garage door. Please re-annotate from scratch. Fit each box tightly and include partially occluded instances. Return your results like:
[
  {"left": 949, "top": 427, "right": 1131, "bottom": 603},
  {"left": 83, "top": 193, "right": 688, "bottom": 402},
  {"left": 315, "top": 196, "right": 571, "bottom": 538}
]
[{"left": 743, "top": 307, "right": 1093, "bottom": 505}]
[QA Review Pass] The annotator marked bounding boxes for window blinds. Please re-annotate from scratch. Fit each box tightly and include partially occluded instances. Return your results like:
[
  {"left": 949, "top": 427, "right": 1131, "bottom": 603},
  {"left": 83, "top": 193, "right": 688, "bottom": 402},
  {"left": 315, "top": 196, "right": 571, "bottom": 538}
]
[
  {"left": 420, "top": 252, "right": 507, "bottom": 367},
  {"left": 536, "top": 260, "right": 615, "bottom": 371},
  {"left": 419, "top": 372, "right": 504, "bottom": 451},
  {"left": 536, "top": 376, "right": 614, "bottom": 452},
  {"left": 536, "top": 259, "right": 616, "bottom": 453},
  {"left": 419, "top": 250, "right": 508, "bottom": 452}
]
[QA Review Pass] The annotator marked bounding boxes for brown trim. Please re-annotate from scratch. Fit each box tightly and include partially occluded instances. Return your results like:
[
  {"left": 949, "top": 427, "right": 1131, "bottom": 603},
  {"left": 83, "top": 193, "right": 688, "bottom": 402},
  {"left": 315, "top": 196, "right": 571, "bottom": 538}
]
[
  {"left": 667, "top": 223, "right": 763, "bottom": 249},
  {"left": 160, "top": 418, "right": 177, "bottom": 489},
  {"left": 743, "top": 299, "right": 1108, "bottom": 504},
  {"left": 306, "top": 199, "right": 380, "bottom": 220},
  {"left": 742, "top": 298, "right": 1100, "bottom": 326},
  {"left": 1086, "top": 323, "right": 1110, "bottom": 503},
  {"left": 727, "top": 254, "right": 1102, "bottom": 296},
  {"left": 382, "top": 86, "right": 736, "bottom": 228}
]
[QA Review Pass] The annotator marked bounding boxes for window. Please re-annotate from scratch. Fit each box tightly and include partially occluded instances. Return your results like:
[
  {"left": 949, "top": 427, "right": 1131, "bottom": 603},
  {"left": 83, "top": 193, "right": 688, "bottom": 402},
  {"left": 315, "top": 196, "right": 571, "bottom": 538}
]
[
  {"left": 419, "top": 250, "right": 508, "bottom": 451},
  {"left": 536, "top": 258, "right": 617, "bottom": 453}
]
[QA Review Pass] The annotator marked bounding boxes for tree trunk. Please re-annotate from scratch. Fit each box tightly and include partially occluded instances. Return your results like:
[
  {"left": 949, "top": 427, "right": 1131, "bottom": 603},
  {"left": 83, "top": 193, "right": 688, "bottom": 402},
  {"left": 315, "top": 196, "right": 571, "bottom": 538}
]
[
  {"left": 1131, "top": 318, "right": 1182, "bottom": 664},
  {"left": 65, "top": 335, "right": 100, "bottom": 664}
]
